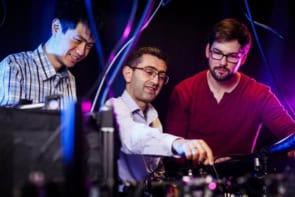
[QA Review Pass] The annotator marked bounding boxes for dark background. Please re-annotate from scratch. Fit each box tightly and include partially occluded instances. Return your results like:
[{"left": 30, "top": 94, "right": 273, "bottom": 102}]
[{"left": 1, "top": 0, "right": 295, "bottom": 127}]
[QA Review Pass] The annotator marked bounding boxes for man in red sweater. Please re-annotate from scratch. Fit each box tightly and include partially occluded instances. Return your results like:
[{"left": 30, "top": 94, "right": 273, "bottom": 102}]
[{"left": 166, "top": 18, "right": 295, "bottom": 165}]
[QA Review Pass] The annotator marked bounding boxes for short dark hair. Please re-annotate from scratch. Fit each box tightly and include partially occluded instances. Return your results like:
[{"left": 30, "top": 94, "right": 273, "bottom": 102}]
[
  {"left": 54, "top": 0, "right": 101, "bottom": 34},
  {"left": 125, "top": 47, "right": 168, "bottom": 68},
  {"left": 208, "top": 18, "right": 252, "bottom": 53}
]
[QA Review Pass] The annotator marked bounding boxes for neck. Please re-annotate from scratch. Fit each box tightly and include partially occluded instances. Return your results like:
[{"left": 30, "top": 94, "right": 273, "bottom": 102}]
[
  {"left": 126, "top": 88, "right": 148, "bottom": 112},
  {"left": 207, "top": 71, "right": 240, "bottom": 93},
  {"left": 43, "top": 40, "right": 63, "bottom": 71},
  {"left": 138, "top": 101, "right": 148, "bottom": 113},
  {"left": 207, "top": 71, "right": 241, "bottom": 103}
]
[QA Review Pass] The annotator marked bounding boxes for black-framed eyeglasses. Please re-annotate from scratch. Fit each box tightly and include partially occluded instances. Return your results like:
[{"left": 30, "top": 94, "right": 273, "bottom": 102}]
[
  {"left": 130, "top": 66, "right": 169, "bottom": 85},
  {"left": 209, "top": 48, "right": 243, "bottom": 64}
]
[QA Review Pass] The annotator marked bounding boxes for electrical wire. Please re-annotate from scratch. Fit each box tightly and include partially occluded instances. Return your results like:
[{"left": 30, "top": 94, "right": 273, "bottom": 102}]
[
  {"left": 90, "top": 0, "right": 139, "bottom": 112},
  {"left": 244, "top": 0, "right": 295, "bottom": 117},
  {"left": 245, "top": 13, "right": 284, "bottom": 40},
  {"left": 98, "top": 0, "right": 155, "bottom": 109},
  {"left": 211, "top": 163, "right": 220, "bottom": 180},
  {"left": 0, "top": 0, "right": 7, "bottom": 27},
  {"left": 85, "top": 0, "right": 105, "bottom": 69},
  {"left": 106, "top": 0, "right": 138, "bottom": 67},
  {"left": 90, "top": 0, "right": 164, "bottom": 112}
]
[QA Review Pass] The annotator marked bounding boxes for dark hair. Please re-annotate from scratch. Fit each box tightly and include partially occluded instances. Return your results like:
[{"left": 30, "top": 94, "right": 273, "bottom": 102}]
[
  {"left": 54, "top": 0, "right": 101, "bottom": 34},
  {"left": 125, "top": 47, "right": 168, "bottom": 68},
  {"left": 208, "top": 18, "right": 252, "bottom": 53}
]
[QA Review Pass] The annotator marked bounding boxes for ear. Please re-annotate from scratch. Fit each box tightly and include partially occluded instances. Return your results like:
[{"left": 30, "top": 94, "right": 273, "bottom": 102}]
[
  {"left": 51, "top": 18, "right": 61, "bottom": 35},
  {"left": 205, "top": 43, "right": 210, "bottom": 58},
  {"left": 122, "top": 66, "right": 133, "bottom": 83}
]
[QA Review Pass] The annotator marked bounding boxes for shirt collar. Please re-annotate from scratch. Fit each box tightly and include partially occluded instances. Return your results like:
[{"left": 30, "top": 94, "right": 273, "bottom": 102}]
[
  {"left": 121, "top": 90, "right": 141, "bottom": 113},
  {"left": 35, "top": 44, "right": 70, "bottom": 80}
]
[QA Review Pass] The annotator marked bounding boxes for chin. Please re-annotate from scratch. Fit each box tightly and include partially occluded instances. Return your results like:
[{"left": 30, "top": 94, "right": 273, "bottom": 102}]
[
  {"left": 64, "top": 62, "right": 76, "bottom": 68},
  {"left": 145, "top": 96, "right": 156, "bottom": 103}
]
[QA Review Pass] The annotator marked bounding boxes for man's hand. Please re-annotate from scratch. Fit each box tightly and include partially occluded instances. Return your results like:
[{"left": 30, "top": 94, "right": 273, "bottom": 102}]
[{"left": 172, "top": 138, "right": 214, "bottom": 165}]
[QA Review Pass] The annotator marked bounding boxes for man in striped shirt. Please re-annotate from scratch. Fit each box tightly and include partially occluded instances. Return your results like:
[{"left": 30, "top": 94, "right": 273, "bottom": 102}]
[{"left": 0, "top": 1, "right": 97, "bottom": 109}]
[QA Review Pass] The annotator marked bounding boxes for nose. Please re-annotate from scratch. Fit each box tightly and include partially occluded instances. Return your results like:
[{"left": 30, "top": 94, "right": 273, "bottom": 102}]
[
  {"left": 76, "top": 43, "right": 86, "bottom": 56},
  {"left": 220, "top": 55, "right": 228, "bottom": 65},
  {"left": 150, "top": 73, "right": 160, "bottom": 84}
]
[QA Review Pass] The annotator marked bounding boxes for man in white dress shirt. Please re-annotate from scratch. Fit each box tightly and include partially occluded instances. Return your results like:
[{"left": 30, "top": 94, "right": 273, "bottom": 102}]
[{"left": 106, "top": 47, "right": 214, "bottom": 188}]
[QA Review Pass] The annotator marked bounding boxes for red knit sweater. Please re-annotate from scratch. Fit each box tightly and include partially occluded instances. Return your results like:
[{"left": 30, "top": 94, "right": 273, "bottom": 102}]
[{"left": 166, "top": 70, "right": 295, "bottom": 157}]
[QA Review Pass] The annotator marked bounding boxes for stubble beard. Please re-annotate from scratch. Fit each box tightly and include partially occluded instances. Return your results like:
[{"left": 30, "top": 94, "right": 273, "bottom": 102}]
[{"left": 209, "top": 66, "right": 234, "bottom": 82}]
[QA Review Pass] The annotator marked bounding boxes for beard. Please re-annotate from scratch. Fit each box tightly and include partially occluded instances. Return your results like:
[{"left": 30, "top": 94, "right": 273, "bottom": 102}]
[{"left": 209, "top": 66, "right": 234, "bottom": 81}]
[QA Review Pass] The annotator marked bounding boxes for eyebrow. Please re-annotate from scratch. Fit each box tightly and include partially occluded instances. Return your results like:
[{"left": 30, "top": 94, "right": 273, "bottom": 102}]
[
  {"left": 144, "top": 65, "right": 167, "bottom": 73},
  {"left": 212, "top": 48, "right": 240, "bottom": 55},
  {"left": 76, "top": 35, "right": 95, "bottom": 45}
]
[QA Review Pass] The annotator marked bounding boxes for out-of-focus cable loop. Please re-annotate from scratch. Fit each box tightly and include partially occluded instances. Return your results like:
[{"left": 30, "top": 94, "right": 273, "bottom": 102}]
[
  {"left": 245, "top": 14, "right": 284, "bottom": 40},
  {"left": 90, "top": 0, "right": 139, "bottom": 112},
  {"left": 0, "top": 0, "right": 7, "bottom": 27},
  {"left": 98, "top": 0, "right": 154, "bottom": 109},
  {"left": 244, "top": 0, "right": 295, "bottom": 117},
  {"left": 85, "top": 0, "right": 105, "bottom": 69},
  {"left": 106, "top": 0, "right": 138, "bottom": 67},
  {"left": 91, "top": 0, "right": 165, "bottom": 112},
  {"left": 244, "top": 0, "right": 273, "bottom": 72}
]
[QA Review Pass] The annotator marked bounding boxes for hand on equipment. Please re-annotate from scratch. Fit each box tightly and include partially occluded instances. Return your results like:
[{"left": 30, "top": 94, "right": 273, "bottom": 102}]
[{"left": 172, "top": 138, "right": 214, "bottom": 165}]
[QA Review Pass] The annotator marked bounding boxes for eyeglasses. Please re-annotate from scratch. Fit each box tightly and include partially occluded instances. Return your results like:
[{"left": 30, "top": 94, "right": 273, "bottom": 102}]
[
  {"left": 209, "top": 48, "right": 243, "bottom": 64},
  {"left": 130, "top": 66, "right": 169, "bottom": 85}
]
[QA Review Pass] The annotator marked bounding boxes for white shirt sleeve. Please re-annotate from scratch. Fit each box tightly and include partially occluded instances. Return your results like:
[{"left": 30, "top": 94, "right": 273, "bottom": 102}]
[{"left": 106, "top": 98, "right": 179, "bottom": 156}]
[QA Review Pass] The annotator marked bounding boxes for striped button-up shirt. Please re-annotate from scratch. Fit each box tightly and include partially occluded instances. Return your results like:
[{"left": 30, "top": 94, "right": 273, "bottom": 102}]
[{"left": 0, "top": 44, "right": 76, "bottom": 108}]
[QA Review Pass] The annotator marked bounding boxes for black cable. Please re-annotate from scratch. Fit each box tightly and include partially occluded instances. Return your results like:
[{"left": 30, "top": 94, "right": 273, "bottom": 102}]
[{"left": 210, "top": 163, "right": 220, "bottom": 180}]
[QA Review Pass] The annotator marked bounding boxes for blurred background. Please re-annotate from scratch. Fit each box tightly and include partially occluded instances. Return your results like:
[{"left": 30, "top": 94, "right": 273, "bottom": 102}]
[{"left": 1, "top": 0, "right": 295, "bottom": 124}]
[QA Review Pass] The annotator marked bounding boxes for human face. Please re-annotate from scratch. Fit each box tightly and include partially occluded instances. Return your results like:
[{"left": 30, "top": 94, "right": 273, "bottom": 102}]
[
  {"left": 52, "top": 21, "right": 95, "bottom": 69},
  {"left": 205, "top": 40, "right": 247, "bottom": 81},
  {"left": 123, "top": 54, "right": 167, "bottom": 108}
]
